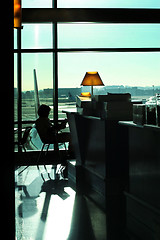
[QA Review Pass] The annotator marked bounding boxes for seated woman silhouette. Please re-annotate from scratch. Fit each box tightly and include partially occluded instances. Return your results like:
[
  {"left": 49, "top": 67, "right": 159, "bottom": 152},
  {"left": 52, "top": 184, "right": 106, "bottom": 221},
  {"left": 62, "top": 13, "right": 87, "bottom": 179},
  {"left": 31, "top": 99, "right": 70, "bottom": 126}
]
[{"left": 35, "top": 104, "right": 70, "bottom": 144}]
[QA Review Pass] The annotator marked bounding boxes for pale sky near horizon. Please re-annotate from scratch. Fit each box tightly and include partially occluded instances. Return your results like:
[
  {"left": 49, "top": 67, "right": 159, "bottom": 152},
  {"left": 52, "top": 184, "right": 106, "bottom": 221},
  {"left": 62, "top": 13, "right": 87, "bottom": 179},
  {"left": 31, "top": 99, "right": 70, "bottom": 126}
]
[{"left": 14, "top": 1, "right": 160, "bottom": 91}]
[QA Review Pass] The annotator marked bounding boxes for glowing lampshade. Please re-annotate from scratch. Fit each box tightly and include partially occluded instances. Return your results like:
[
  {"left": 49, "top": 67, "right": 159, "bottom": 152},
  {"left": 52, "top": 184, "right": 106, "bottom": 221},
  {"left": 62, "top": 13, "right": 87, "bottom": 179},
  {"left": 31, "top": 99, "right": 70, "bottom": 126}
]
[
  {"left": 81, "top": 72, "right": 104, "bottom": 95},
  {"left": 14, "top": 0, "right": 22, "bottom": 28}
]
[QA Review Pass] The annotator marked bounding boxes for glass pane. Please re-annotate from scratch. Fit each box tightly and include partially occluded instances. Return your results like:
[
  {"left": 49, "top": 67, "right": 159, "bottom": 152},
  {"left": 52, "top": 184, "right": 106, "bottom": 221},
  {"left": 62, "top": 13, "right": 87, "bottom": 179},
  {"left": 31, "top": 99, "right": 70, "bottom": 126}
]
[
  {"left": 58, "top": 23, "right": 160, "bottom": 49},
  {"left": 58, "top": 52, "right": 160, "bottom": 101},
  {"left": 22, "top": 24, "right": 53, "bottom": 49},
  {"left": 22, "top": 0, "right": 52, "bottom": 8},
  {"left": 58, "top": 0, "right": 160, "bottom": 8},
  {"left": 58, "top": 88, "right": 81, "bottom": 119},
  {"left": 22, "top": 53, "right": 53, "bottom": 121},
  {"left": 58, "top": 53, "right": 82, "bottom": 119}
]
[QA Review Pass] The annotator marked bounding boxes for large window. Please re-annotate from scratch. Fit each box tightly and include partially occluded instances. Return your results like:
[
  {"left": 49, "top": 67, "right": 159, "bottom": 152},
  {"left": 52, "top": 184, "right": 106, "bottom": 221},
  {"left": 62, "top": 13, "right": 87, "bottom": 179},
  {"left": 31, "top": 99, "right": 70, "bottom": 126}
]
[
  {"left": 22, "top": 53, "right": 53, "bottom": 121},
  {"left": 58, "top": 23, "right": 160, "bottom": 103},
  {"left": 58, "top": 52, "right": 160, "bottom": 100},
  {"left": 14, "top": 22, "right": 55, "bottom": 151},
  {"left": 14, "top": 7, "right": 160, "bottom": 150}
]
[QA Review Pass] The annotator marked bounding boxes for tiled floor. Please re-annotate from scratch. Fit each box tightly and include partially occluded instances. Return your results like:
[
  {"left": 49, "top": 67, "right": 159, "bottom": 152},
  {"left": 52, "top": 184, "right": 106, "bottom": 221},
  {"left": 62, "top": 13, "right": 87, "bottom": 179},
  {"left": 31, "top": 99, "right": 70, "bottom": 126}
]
[{"left": 15, "top": 165, "right": 106, "bottom": 240}]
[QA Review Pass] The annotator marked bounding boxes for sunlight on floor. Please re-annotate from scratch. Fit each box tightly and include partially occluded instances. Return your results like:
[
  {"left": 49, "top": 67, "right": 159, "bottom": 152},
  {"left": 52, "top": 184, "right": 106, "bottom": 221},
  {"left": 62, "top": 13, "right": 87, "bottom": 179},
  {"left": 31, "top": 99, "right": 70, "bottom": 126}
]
[
  {"left": 15, "top": 165, "right": 107, "bottom": 240},
  {"left": 42, "top": 188, "right": 76, "bottom": 240},
  {"left": 15, "top": 166, "right": 76, "bottom": 240}
]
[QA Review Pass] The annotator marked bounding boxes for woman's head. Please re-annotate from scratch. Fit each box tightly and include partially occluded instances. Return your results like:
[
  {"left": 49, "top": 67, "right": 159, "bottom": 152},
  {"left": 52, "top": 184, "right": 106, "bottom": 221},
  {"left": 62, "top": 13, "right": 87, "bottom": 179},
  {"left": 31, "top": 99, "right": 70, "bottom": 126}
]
[{"left": 38, "top": 104, "right": 51, "bottom": 117}]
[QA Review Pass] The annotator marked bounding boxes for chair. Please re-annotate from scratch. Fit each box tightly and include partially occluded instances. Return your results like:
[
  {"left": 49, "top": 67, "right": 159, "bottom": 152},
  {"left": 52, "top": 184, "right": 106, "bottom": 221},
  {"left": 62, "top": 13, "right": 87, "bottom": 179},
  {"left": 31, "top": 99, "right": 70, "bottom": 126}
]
[
  {"left": 36, "top": 127, "right": 68, "bottom": 182},
  {"left": 15, "top": 127, "right": 32, "bottom": 176},
  {"left": 18, "top": 127, "right": 32, "bottom": 152}
]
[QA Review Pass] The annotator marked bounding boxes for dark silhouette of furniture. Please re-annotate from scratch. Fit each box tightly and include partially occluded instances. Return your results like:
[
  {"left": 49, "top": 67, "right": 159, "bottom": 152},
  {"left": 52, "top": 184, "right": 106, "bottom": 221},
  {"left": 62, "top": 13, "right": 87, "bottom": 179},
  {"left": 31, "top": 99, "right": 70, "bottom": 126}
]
[
  {"left": 120, "top": 121, "right": 160, "bottom": 240},
  {"left": 66, "top": 112, "right": 129, "bottom": 240}
]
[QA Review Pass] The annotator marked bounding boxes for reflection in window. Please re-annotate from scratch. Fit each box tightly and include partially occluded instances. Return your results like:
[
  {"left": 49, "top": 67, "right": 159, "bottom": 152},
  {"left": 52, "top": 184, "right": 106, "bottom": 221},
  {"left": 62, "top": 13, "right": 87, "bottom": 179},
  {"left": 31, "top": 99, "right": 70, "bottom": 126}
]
[
  {"left": 22, "top": 53, "right": 53, "bottom": 121},
  {"left": 58, "top": 23, "right": 160, "bottom": 49},
  {"left": 58, "top": 0, "right": 160, "bottom": 8},
  {"left": 22, "top": 24, "right": 53, "bottom": 49}
]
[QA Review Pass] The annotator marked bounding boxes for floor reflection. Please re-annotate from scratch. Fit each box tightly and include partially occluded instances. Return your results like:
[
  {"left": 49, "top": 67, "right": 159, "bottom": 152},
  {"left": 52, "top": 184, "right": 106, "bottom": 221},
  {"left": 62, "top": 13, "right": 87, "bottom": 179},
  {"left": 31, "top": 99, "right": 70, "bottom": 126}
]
[{"left": 15, "top": 166, "right": 106, "bottom": 240}]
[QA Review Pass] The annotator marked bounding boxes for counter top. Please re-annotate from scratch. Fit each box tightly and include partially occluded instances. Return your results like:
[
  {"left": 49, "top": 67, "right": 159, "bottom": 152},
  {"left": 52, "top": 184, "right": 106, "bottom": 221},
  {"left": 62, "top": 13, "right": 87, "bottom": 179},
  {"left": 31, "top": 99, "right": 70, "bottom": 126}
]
[
  {"left": 119, "top": 121, "right": 160, "bottom": 132},
  {"left": 62, "top": 108, "right": 77, "bottom": 114}
]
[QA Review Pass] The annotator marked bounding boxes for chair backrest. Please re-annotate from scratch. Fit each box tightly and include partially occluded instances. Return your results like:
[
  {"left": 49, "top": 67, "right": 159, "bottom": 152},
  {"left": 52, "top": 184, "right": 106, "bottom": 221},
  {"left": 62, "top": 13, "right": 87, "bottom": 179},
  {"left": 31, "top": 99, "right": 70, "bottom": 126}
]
[
  {"left": 35, "top": 123, "right": 57, "bottom": 144},
  {"left": 21, "top": 127, "right": 32, "bottom": 145}
]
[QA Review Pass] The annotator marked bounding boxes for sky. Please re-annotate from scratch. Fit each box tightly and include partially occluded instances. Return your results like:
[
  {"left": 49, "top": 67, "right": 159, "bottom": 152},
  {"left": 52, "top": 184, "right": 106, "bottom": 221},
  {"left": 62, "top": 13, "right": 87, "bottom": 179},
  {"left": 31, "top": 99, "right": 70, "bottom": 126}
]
[{"left": 14, "top": 2, "right": 160, "bottom": 91}]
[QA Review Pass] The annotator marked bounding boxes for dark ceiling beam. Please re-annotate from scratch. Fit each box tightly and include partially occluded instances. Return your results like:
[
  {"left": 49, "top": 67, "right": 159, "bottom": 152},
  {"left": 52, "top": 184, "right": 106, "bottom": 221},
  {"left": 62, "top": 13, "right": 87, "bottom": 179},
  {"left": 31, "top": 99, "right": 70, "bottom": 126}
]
[
  {"left": 14, "top": 48, "right": 160, "bottom": 53},
  {"left": 22, "top": 8, "right": 160, "bottom": 23}
]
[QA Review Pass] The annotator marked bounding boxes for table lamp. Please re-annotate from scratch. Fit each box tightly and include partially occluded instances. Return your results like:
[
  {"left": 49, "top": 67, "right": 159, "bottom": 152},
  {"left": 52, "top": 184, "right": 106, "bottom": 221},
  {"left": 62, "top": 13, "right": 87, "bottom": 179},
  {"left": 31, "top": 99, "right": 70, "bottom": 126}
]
[{"left": 81, "top": 72, "right": 104, "bottom": 96}]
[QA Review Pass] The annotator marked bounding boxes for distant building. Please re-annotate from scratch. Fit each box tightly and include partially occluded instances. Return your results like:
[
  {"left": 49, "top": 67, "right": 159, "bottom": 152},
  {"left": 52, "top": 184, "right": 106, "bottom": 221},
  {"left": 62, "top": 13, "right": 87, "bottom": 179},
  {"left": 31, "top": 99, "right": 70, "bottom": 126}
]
[{"left": 16, "top": 86, "right": 160, "bottom": 100}]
